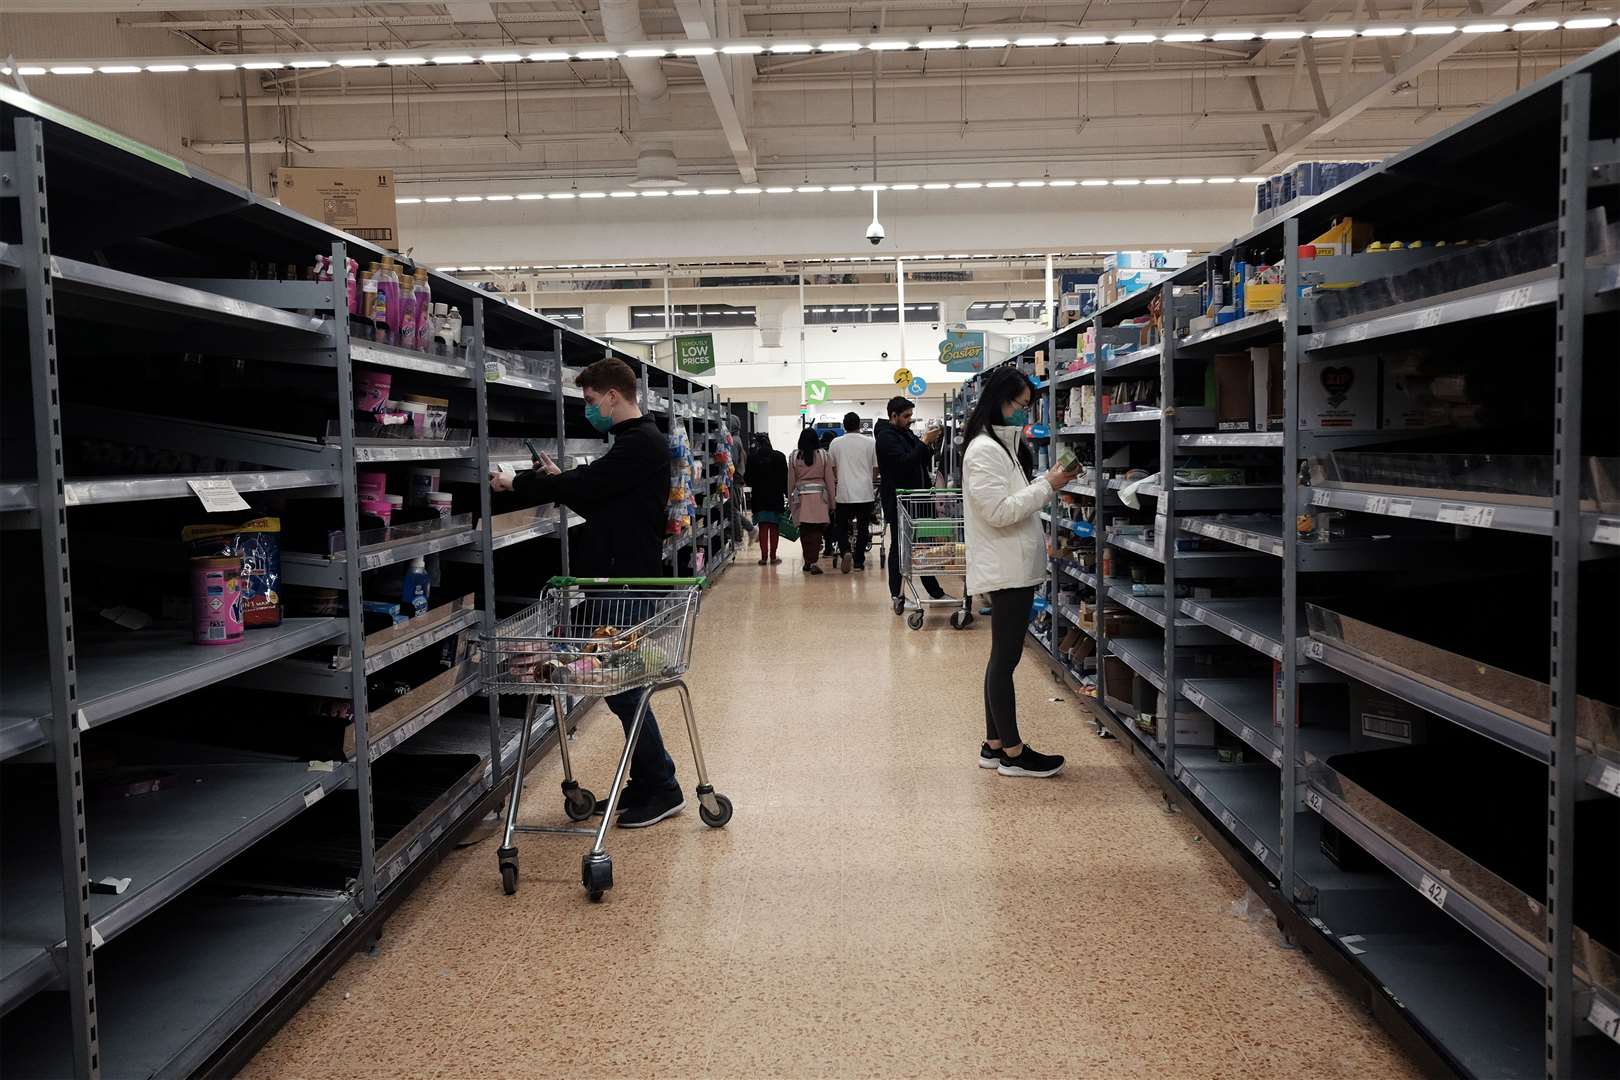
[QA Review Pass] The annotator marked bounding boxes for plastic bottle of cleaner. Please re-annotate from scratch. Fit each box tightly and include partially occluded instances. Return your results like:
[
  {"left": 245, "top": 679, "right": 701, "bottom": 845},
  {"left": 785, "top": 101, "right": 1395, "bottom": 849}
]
[
  {"left": 377, "top": 256, "right": 401, "bottom": 344},
  {"left": 413, "top": 272, "right": 432, "bottom": 351},
  {"left": 438, "top": 306, "right": 462, "bottom": 354},
  {"left": 398, "top": 272, "right": 418, "bottom": 351},
  {"left": 428, "top": 303, "right": 447, "bottom": 354},
  {"left": 401, "top": 557, "right": 431, "bottom": 617},
  {"left": 371, "top": 274, "right": 391, "bottom": 344},
  {"left": 345, "top": 257, "right": 359, "bottom": 317}
]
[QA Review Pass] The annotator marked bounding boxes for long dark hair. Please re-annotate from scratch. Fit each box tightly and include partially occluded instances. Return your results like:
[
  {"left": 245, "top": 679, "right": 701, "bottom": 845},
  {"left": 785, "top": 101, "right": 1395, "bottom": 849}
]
[
  {"left": 962, "top": 365, "right": 1035, "bottom": 475},
  {"left": 796, "top": 426, "right": 821, "bottom": 466}
]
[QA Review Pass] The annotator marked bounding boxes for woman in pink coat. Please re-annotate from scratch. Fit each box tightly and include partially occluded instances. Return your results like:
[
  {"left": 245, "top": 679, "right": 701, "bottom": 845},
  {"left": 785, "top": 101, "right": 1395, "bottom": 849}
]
[{"left": 789, "top": 426, "right": 838, "bottom": 574}]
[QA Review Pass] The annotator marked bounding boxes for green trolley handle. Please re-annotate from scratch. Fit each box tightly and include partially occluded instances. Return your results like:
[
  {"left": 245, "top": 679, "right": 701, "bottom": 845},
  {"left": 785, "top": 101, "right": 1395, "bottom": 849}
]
[{"left": 546, "top": 575, "right": 710, "bottom": 589}]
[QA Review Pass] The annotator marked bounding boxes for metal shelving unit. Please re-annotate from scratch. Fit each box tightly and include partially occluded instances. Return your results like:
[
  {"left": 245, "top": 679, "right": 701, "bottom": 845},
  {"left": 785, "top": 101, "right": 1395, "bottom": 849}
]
[
  {"left": 985, "top": 40, "right": 1620, "bottom": 1080},
  {"left": 0, "top": 84, "right": 738, "bottom": 1079}
]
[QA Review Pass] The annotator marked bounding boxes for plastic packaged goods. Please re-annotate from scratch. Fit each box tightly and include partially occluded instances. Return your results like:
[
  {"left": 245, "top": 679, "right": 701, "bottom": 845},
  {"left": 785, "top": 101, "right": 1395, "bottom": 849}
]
[
  {"left": 398, "top": 399, "right": 429, "bottom": 437},
  {"left": 191, "top": 555, "right": 244, "bottom": 646},
  {"left": 358, "top": 470, "right": 388, "bottom": 498},
  {"left": 384, "top": 494, "right": 405, "bottom": 521},
  {"left": 358, "top": 270, "right": 376, "bottom": 337},
  {"left": 377, "top": 256, "right": 402, "bottom": 344},
  {"left": 402, "top": 394, "right": 449, "bottom": 440},
  {"left": 346, "top": 257, "right": 359, "bottom": 316},
  {"left": 428, "top": 303, "right": 448, "bottom": 352},
  {"left": 413, "top": 271, "right": 432, "bottom": 351},
  {"left": 426, "top": 490, "right": 454, "bottom": 523},
  {"left": 399, "top": 273, "right": 418, "bottom": 351},
  {"left": 437, "top": 306, "right": 462, "bottom": 354},
  {"left": 409, "top": 466, "right": 440, "bottom": 505},
  {"left": 355, "top": 370, "right": 391, "bottom": 418},
  {"left": 401, "top": 557, "right": 431, "bottom": 617},
  {"left": 182, "top": 516, "right": 283, "bottom": 627},
  {"left": 360, "top": 494, "right": 392, "bottom": 525},
  {"left": 370, "top": 273, "right": 391, "bottom": 344}
]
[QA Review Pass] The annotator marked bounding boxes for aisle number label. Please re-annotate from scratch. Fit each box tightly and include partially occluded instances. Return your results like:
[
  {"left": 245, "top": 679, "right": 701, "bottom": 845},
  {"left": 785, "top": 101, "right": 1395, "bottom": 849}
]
[
  {"left": 1306, "top": 640, "right": 1325, "bottom": 661},
  {"left": 1306, "top": 790, "right": 1324, "bottom": 814},
  {"left": 1418, "top": 873, "right": 1449, "bottom": 909}
]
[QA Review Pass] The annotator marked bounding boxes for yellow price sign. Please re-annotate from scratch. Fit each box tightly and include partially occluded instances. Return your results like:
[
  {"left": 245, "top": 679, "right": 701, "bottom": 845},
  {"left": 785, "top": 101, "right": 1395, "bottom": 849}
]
[{"left": 892, "top": 367, "right": 913, "bottom": 388}]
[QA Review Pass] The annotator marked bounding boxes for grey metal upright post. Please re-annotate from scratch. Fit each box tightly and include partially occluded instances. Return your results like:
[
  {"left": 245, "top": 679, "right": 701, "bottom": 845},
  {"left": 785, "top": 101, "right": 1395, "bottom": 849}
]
[
  {"left": 328, "top": 241, "right": 376, "bottom": 909},
  {"left": 1545, "top": 71, "right": 1590, "bottom": 1080},
  {"left": 1093, "top": 347, "right": 1110, "bottom": 713},
  {"left": 470, "top": 299, "right": 503, "bottom": 777},
  {"left": 13, "top": 114, "right": 100, "bottom": 1080},
  {"left": 1046, "top": 364, "right": 1058, "bottom": 622},
  {"left": 553, "top": 327, "right": 571, "bottom": 577},
  {"left": 1280, "top": 217, "right": 1303, "bottom": 902},
  {"left": 1159, "top": 326, "right": 1180, "bottom": 772}
]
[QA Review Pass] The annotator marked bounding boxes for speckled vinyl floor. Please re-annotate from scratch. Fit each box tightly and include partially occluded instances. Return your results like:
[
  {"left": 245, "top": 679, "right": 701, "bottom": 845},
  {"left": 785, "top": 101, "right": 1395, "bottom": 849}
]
[{"left": 244, "top": 542, "right": 1421, "bottom": 1080}]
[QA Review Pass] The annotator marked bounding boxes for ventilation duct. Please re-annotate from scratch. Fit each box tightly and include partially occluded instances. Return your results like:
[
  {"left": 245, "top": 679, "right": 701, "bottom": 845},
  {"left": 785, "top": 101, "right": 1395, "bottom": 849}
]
[{"left": 599, "top": 0, "right": 683, "bottom": 187}]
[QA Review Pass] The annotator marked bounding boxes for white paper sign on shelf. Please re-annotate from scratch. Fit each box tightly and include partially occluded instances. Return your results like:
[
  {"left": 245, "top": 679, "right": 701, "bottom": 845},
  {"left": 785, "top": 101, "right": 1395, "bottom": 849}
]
[
  {"left": 1241, "top": 725, "right": 1258, "bottom": 747},
  {"left": 1388, "top": 499, "right": 1413, "bottom": 518},
  {"left": 1251, "top": 839, "right": 1268, "bottom": 861},
  {"left": 1418, "top": 873, "right": 1449, "bottom": 909},
  {"left": 1306, "top": 640, "right": 1325, "bottom": 661},
  {"left": 1593, "top": 764, "right": 1620, "bottom": 797},
  {"left": 1311, "top": 488, "right": 1331, "bottom": 507},
  {"left": 188, "top": 477, "right": 251, "bottom": 513},
  {"left": 303, "top": 785, "right": 326, "bottom": 808},
  {"left": 1494, "top": 284, "right": 1536, "bottom": 313},
  {"left": 1594, "top": 518, "right": 1620, "bottom": 546},
  {"left": 1436, "top": 502, "right": 1495, "bottom": 529}
]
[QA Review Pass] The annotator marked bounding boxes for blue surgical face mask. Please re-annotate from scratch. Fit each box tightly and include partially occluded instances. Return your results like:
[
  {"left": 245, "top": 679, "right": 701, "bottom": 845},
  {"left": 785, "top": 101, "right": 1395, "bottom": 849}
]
[
  {"left": 1004, "top": 406, "right": 1030, "bottom": 428},
  {"left": 584, "top": 398, "right": 614, "bottom": 433}
]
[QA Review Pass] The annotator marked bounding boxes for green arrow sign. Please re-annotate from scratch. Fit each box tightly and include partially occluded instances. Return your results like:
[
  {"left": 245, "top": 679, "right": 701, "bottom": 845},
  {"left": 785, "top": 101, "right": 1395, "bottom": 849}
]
[{"left": 804, "top": 379, "right": 829, "bottom": 404}]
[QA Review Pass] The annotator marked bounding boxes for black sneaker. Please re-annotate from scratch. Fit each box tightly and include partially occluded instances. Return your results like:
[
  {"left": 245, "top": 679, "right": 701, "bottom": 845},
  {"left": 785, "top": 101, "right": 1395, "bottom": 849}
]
[
  {"left": 997, "top": 746, "right": 1065, "bottom": 778},
  {"left": 592, "top": 786, "right": 638, "bottom": 816},
  {"left": 978, "top": 743, "right": 1004, "bottom": 770},
  {"left": 808, "top": 564, "right": 825, "bottom": 575},
  {"left": 840, "top": 553, "right": 853, "bottom": 574},
  {"left": 617, "top": 787, "right": 686, "bottom": 828}
]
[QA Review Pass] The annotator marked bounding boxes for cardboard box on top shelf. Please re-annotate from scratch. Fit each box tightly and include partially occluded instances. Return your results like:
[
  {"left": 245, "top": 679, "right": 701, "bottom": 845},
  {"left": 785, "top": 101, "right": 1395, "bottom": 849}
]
[
  {"left": 274, "top": 166, "right": 400, "bottom": 250},
  {"left": 1299, "top": 356, "right": 1376, "bottom": 430}
]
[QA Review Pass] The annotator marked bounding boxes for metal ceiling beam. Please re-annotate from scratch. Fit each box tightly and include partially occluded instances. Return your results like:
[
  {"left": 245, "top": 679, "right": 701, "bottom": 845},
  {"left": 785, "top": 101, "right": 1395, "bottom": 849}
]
[
  {"left": 1251, "top": 0, "right": 1538, "bottom": 172},
  {"left": 673, "top": 0, "right": 758, "bottom": 182}
]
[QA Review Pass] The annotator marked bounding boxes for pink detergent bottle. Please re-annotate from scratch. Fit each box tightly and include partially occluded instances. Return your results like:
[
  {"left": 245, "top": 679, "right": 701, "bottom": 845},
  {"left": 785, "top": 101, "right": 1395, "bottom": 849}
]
[
  {"left": 413, "top": 271, "right": 431, "bottom": 351},
  {"left": 346, "top": 257, "right": 359, "bottom": 316},
  {"left": 399, "top": 273, "right": 418, "bottom": 350},
  {"left": 378, "top": 256, "right": 401, "bottom": 345}
]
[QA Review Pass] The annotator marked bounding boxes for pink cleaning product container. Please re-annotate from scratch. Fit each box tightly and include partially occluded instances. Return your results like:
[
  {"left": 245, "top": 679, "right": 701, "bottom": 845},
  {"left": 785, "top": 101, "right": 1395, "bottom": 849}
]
[
  {"left": 358, "top": 471, "right": 388, "bottom": 497},
  {"left": 191, "top": 556, "right": 244, "bottom": 646},
  {"left": 359, "top": 494, "right": 392, "bottom": 525},
  {"left": 355, "top": 370, "right": 392, "bottom": 416}
]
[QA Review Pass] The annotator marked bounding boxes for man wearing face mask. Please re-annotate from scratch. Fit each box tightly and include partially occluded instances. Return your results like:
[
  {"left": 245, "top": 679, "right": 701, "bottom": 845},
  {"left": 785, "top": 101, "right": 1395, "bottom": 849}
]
[
  {"left": 876, "top": 395, "right": 948, "bottom": 608},
  {"left": 489, "top": 358, "right": 685, "bottom": 828}
]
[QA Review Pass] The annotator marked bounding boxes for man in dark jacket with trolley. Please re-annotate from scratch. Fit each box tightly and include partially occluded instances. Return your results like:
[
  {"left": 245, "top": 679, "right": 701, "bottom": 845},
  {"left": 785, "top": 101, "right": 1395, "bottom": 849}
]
[
  {"left": 490, "top": 357, "right": 685, "bottom": 828},
  {"left": 877, "top": 395, "right": 949, "bottom": 606}
]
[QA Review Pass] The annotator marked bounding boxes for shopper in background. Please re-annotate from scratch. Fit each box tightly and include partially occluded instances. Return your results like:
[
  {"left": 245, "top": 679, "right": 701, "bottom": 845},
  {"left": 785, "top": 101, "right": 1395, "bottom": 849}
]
[
  {"left": 789, "top": 426, "right": 838, "bottom": 575},
  {"left": 877, "top": 396, "right": 947, "bottom": 604},
  {"left": 817, "top": 429, "right": 840, "bottom": 560},
  {"left": 827, "top": 411, "right": 878, "bottom": 574},
  {"left": 962, "top": 366, "right": 1079, "bottom": 779},
  {"left": 747, "top": 433, "right": 788, "bottom": 566},
  {"left": 489, "top": 358, "right": 687, "bottom": 827}
]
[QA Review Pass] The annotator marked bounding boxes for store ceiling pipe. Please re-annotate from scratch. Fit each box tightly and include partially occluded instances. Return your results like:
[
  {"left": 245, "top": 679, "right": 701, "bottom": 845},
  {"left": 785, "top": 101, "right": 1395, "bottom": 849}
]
[{"left": 600, "top": 0, "right": 681, "bottom": 187}]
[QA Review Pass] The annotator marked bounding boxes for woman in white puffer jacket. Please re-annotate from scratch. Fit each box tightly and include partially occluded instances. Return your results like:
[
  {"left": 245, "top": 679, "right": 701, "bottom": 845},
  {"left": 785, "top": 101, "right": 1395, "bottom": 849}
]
[{"left": 962, "top": 365, "right": 1080, "bottom": 778}]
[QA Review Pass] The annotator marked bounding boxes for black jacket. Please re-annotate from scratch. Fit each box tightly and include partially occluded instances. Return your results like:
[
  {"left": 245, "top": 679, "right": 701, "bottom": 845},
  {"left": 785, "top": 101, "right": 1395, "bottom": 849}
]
[
  {"left": 876, "top": 422, "right": 937, "bottom": 511},
  {"left": 745, "top": 449, "right": 788, "bottom": 514},
  {"left": 512, "top": 415, "right": 670, "bottom": 577}
]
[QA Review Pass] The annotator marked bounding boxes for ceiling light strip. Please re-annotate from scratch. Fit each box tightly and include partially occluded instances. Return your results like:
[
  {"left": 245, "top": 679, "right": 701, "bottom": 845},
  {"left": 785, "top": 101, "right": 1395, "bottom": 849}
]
[{"left": 397, "top": 176, "right": 1280, "bottom": 203}]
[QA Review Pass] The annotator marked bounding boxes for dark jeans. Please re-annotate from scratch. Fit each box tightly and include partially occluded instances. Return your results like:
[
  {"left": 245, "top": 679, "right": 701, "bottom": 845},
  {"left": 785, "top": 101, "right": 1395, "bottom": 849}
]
[
  {"left": 835, "top": 501, "right": 875, "bottom": 565},
  {"left": 605, "top": 688, "right": 679, "bottom": 795},
  {"left": 984, "top": 586, "right": 1036, "bottom": 747},
  {"left": 886, "top": 513, "right": 945, "bottom": 599}
]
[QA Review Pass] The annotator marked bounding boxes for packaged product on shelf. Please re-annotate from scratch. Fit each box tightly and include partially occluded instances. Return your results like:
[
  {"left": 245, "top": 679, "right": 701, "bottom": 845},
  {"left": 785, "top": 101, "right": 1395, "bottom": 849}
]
[
  {"left": 363, "top": 599, "right": 408, "bottom": 630},
  {"left": 358, "top": 470, "right": 388, "bottom": 498},
  {"left": 384, "top": 493, "right": 405, "bottom": 520},
  {"left": 412, "top": 271, "right": 431, "bottom": 350},
  {"left": 370, "top": 272, "right": 391, "bottom": 343},
  {"left": 400, "top": 557, "right": 431, "bottom": 617},
  {"left": 1214, "top": 353, "right": 1254, "bottom": 431},
  {"left": 190, "top": 555, "right": 244, "bottom": 646},
  {"left": 410, "top": 467, "right": 440, "bottom": 505},
  {"left": 377, "top": 256, "right": 403, "bottom": 344},
  {"left": 360, "top": 494, "right": 392, "bottom": 525},
  {"left": 403, "top": 394, "right": 450, "bottom": 439},
  {"left": 1299, "top": 356, "right": 1375, "bottom": 430},
  {"left": 181, "top": 516, "right": 283, "bottom": 627},
  {"left": 399, "top": 272, "right": 419, "bottom": 350},
  {"left": 1252, "top": 346, "right": 1285, "bottom": 431},
  {"left": 355, "top": 370, "right": 392, "bottom": 417},
  {"left": 438, "top": 306, "right": 462, "bottom": 353}
]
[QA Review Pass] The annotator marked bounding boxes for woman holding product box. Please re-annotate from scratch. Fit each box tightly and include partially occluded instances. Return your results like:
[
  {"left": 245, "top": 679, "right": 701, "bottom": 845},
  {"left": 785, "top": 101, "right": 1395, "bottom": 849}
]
[{"left": 962, "top": 366, "right": 1079, "bottom": 778}]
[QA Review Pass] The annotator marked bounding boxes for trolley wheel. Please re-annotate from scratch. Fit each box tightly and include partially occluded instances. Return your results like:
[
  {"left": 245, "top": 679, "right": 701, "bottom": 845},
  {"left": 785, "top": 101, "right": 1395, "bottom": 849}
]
[
  {"left": 892, "top": 596, "right": 906, "bottom": 616},
  {"left": 907, "top": 610, "right": 926, "bottom": 630},
  {"left": 582, "top": 855, "right": 613, "bottom": 902},
  {"left": 500, "top": 862, "right": 519, "bottom": 895},
  {"left": 699, "top": 793, "right": 734, "bottom": 829},
  {"left": 563, "top": 787, "right": 597, "bottom": 822},
  {"left": 950, "top": 610, "right": 973, "bottom": 630}
]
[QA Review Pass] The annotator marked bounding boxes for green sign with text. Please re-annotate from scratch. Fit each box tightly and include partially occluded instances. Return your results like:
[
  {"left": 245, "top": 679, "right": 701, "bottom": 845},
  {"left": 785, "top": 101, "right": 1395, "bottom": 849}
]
[{"left": 675, "top": 333, "right": 716, "bottom": 376}]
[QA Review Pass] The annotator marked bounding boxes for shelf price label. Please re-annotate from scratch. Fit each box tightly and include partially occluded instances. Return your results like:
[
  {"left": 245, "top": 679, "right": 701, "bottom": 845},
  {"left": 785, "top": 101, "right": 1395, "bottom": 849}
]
[
  {"left": 1415, "top": 307, "right": 1444, "bottom": 329},
  {"left": 1494, "top": 285, "right": 1536, "bottom": 313},
  {"left": 1436, "top": 503, "right": 1495, "bottom": 528},
  {"left": 1589, "top": 996, "right": 1620, "bottom": 1044},
  {"left": 1387, "top": 499, "right": 1413, "bottom": 518},
  {"left": 1220, "top": 810, "right": 1238, "bottom": 832},
  {"left": 1251, "top": 839, "right": 1269, "bottom": 861},
  {"left": 303, "top": 785, "right": 326, "bottom": 808},
  {"left": 1365, "top": 495, "right": 1391, "bottom": 515},
  {"left": 1183, "top": 686, "right": 1207, "bottom": 710},
  {"left": 1240, "top": 725, "right": 1258, "bottom": 747},
  {"left": 1594, "top": 517, "right": 1620, "bottom": 546},
  {"left": 1418, "top": 873, "right": 1449, "bottom": 909},
  {"left": 1310, "top": 488, "right": 1331, "bottom": 507}
]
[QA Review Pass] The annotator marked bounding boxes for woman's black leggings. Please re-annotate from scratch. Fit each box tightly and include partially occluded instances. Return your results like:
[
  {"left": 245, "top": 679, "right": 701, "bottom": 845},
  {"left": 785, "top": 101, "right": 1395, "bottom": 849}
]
[{"left": 984, "top": 586, "right": 1036, "bottom": 747}]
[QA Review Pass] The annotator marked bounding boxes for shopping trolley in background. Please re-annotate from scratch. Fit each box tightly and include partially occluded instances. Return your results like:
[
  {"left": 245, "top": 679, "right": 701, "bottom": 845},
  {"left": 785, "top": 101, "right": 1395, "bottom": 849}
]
[
  {"left": 893, "top": 489, "right": 973, "bottom": 631},
  {"left": 481, "top": 576, "right": 733, "bottom": 901}
]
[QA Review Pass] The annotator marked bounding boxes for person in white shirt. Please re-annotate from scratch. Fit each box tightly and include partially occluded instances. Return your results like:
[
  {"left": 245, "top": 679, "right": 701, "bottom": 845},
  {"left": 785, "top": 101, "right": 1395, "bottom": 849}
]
[{"left": 826, "top": 412, "right": 879, "bottom": 574}]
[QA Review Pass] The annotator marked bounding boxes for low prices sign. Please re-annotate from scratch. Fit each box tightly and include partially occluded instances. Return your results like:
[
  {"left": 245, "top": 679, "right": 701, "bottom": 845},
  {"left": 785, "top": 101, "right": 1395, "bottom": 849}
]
[
  {"left": 675, "top": 333, "right": 716, "bottom": 376},
  {"left": 938, "top": 329, "right": 985, "bottom": 373}
]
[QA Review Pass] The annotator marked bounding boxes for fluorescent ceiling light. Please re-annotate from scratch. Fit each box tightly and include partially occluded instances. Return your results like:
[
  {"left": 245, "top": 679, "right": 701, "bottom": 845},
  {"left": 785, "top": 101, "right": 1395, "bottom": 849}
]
[
  {"left": 395, "top": 196, "right": 423, "bottom": 204},
  {"left": 1238, "top": 175, "right": 1266, "bottom": 183},
  {"left": 337, "top": 57, "right": 379, "bottom": 67},
  {"left": 677, "top": 45, "right": 718, "bottom": 56},
  {"left": 734, "top": 186, "right": 762, "bottom": 193},
  {"left": 1144, "top": 178, "right": 1173, "bottom": 185},
  {"left": 424, "top": 196, "right": 453, "bottom": 203},
  {"left": 764, "top": 186, "right": 793, "bottom": 193},
  {"left": 528, "top": 51, "right": 572, "bottom": 61},
  {"left": 1048, "top": 179, "right": 1078, "bottom": 187},
  {"left": 672, "top": 189, "right": 702, "bottom": 196},
  {"left": 917, "top": 38, "right": 961, "bottom": 48},
  {"left": 1362, "top": 27, "right": 1407, "bottom": 36},
  {"left": 49, "top": 66, "right": 95, "bottom": 74},
  {"left": 1113, "top": 33, "right": 1157, "bottom": 44},
  {"left": 1014, "top": 36, "right": 1060, "bottom": 46},
  {"left": 1080, "top": 178, "right": 1109, "bottom": 187},
  {"left": 922, "top": 182, "right": 951, "bottom": 190},
  {"left": 817, "top": 42, "right": 863, "bottom": 52},
  {"left": 869, "top": 41, "right": 912, "bottom": 50},
  {"left": 625, "top": 48, "right": 669, "bottom": 57},
  {"left": 1016, "top": 179, "right": 1047, "bottom": 187},
  {"left": 796, "top": 185, "right": 826, "bottom": 192},
  {"left": 386, "top": 56, "right": 427, "bottom": 65},
  {"left": 290, "top": 59, "right": 332, "bottom": 68},
  {"left": 1260, "top": 30, "right": 1305, "bottom": 40},
  {"left": 485, "top": 194, "right": 514, "bottom": 201},
  {"left": 98, "top": 65, "right": 142, "bottom": 73},
  {"left": 986, "top": 180, "right": 1015, "bottom": 188},
  {"left": 1163, "top": 32, "right": 1208, "bottom": 42},
  {"left": 1212, "top": 31, "right": 1256, "bottom": 40},
  {"left": 578, "top": 192, "right": 607, "bottom": 199},
  {"left": 547, "top": 192, "right": 576, "bottom": 199},
  {"left": 703, "top": 187, "right": 733, "bottom": 195},
  {"left": 640, "top": 190, "right": 670, "bottom": 197},
  {"left": 768, "top": 43, "right": 813, "bottom": 53},
  {"left": 1411, "top": 25, "right": 1456, "bottom": 35},
  {"left": 966, "top": 38, "right": 1011, "bottom": 48},
  {"left": 1175, "top": 177, "right": 1205, "bottom": 185},
  {"left": 432, "top": 55, "right": 475, "bottom": 64},
  {"left": 890, "top": 182, "right": 920, "bottom": 190},
  {"left": 1206, "top": 176, "right": 1237, "bottom": 184},
  {"left": 515, "top": 193, "right": 545, "bottom": 200},
  {"left": 147, "top": 64, "right": 191, "bottom": 72},
  {"left": 454, "top": 195, "right": 484, "bottom": 202},
  {"left": 953, "top": 181, "right": 983, "bottom": 189},
  {"left": 1564, "top": 17, "right": 1614, "bottom": 28},
  {"left": 1111, "top": 178, "right": 1142, "bottom": 186},
  {"left": 829, "top": 184, "right": 857, "bottom": 192},
  {"left": 577, "top": 49, "right": 620, "bottom": 59},
  {"left": 480, "top": 52, "right": 524, "bottom": 63},
  {"left": 859, "top": 183, "right": 888, "bottom": 191},
  {"left": 1065, "top": 35, "right": 1110, "bottom": 45},
  {"left": 1511, "top": 20, "right": 1560, "bottom": 31},
  {"left": 196, "top": 61, "right": 238, "bottom": 70},
  {"left": 241, "top": 61, "right": 283, "bottom": 69},
  {"left": 1311, "top": 28, "right": 1357, "bottom": 38},
  {"left": 721, "top": 44, "right": 763, "bottom": 54},
  {"left": 609, "top": 191, "right": 638, "bottom": 198}
]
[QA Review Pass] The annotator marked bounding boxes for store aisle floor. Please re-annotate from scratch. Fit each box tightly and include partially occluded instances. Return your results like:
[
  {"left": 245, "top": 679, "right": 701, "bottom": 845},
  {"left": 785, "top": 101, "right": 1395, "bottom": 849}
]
[{"left": 245, "top": 550, "right": 1420, "bottom": 1080}]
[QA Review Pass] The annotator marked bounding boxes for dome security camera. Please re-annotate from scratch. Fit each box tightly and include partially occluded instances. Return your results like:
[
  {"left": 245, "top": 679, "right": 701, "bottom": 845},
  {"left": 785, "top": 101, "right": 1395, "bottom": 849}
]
[
  {"left": 881, "top": 351, "right": 889, "bottom": 359},
  {"left": 866, "top": 220, "right": 886, "bottom": 245}
]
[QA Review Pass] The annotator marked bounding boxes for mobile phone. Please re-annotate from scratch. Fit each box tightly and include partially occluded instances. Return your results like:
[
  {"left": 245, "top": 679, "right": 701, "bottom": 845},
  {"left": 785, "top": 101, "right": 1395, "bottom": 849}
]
[
  {"left": 1057, "top": 448, "right": 1080, "bottom": 472},
  {"left": 523, "top": 439, "right": 542, "bottom": 465}
]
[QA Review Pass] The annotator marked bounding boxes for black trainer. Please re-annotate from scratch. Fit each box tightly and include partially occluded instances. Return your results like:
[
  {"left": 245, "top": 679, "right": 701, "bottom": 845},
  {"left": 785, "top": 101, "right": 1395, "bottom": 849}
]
[
  {"left": 978, "top": 743, "right": 1004, "bottom": 770},
  {"left": 997, "top": 745, "right": 1065, "bottom": 778},
  {"left": 617, "top": 787, "right": 686, "bottom": 828}
]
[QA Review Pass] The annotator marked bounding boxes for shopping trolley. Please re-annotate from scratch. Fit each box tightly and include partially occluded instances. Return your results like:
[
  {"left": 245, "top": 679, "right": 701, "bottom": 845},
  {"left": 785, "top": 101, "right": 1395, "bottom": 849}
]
[
  {"left": 892, "top": 489, "right": 973, "bottom": 631},
  {"left": 481, "top": 576, "right": 733, "bottom": 901}
]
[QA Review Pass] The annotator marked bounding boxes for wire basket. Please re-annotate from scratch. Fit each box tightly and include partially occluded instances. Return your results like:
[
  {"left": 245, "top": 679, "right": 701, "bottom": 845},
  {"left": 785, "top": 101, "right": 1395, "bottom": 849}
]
[{"left": 483, "top": 581, "right": 704, "bottom": 696}]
